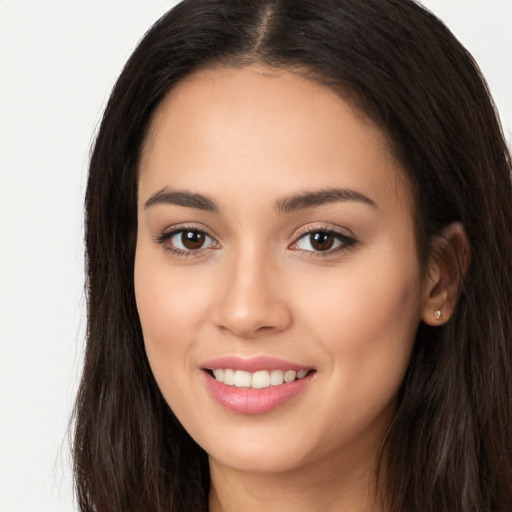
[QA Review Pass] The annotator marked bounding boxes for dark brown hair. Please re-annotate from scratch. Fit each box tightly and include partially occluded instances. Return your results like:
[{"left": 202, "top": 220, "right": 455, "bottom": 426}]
[{"left": 74, "top": 1, "right": 512, "bottom": 510}]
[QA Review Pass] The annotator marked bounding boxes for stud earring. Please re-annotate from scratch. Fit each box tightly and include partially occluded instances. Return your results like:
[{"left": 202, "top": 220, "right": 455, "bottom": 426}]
[{"left": 434, "top": 310, "right": 442, "bottom": 319}]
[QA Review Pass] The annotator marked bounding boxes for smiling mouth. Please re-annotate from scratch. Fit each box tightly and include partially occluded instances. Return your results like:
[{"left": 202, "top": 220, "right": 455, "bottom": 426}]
[{"left": 205, "top": 368, "right": 315, "bottom": 389}]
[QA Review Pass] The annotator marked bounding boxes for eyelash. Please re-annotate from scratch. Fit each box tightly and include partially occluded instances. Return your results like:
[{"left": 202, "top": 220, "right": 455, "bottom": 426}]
[
  {"left": 155, "top": 224, "right": 357, "bottom": 259},
  {"left": 155, "top": 224, "right": 218, "bottom": 259},
  {"left": 290, "top": 225, "right": 357, "bottom": 257}
]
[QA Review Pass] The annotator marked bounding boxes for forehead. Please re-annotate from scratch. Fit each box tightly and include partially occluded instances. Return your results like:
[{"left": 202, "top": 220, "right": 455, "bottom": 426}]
[{"left": 139, "top": 65, "right": 413, "bottom": 217}]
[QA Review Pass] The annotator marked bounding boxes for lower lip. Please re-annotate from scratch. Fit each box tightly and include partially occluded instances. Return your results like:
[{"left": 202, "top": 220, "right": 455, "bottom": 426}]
[{"left": 203, "top": 372, "right": 313, "bottom": 414}]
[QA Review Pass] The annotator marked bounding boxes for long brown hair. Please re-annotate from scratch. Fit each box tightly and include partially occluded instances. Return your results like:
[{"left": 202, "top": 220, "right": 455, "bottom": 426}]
[{"left": 74, "top": 1, "right": 512, "bottom": 510}]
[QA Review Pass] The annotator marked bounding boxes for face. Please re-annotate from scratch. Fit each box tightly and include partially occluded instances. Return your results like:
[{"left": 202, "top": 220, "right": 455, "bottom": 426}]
[{"left": 135, "top": 65, "right": 430, "bottom": 477}]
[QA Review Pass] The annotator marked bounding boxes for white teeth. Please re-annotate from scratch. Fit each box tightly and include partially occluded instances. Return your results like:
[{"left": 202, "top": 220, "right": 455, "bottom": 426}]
[
  {"left": 212, "top": 369, "right": 224, "bottom": 381},
  {"left": 233, "top": 370, "right": 251, "bottom": 387},
  {"left": 251, "top": 370, "right": 271, "bottom": 389},
  {"left": 284, "top": 370, "right": 296, "bottom": 383},
  {"left": 210, "top": 368, "right": 310, "bottom": 388},
  {"left": 223, "top": 368, "right": 235, "bottom": 385},
  {"left": 270, "top": 369, "right": 284, "bottom": 385}
]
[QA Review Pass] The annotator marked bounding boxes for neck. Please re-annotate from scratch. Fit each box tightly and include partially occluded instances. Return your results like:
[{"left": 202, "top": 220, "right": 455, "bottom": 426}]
[{"left": 208, "top": 446, "right": 385, "bottom": 512}]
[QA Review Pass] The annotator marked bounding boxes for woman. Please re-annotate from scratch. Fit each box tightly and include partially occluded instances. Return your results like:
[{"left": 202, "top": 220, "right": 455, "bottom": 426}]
[{"left": 73, "top": 0, "right": 512, "bottom": 510}]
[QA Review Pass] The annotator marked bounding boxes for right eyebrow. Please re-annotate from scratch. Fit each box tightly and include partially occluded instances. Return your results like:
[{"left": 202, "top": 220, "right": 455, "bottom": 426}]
[
  {"left": 144, "top": 188, "right": 220, "bottom": 213},
  {"left": 275, "top": 187, "right": 378, "bottom": 213}
]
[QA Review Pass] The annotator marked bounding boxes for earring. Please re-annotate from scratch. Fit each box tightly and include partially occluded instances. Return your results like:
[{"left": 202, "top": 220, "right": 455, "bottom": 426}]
[{"left": 434, "top": 310, "right": 442, "bottom": 319}]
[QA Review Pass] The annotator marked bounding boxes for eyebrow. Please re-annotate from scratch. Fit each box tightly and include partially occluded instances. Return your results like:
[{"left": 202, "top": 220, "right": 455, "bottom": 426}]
[
  {"left": 275, "top": 188, "right": 377, "bottom": 213},
  {"left": 143, "top": 186, "right": 377, "bottom": 214},
  {"left": 144, "top": 188, "right": 220, "bottom": 213}
]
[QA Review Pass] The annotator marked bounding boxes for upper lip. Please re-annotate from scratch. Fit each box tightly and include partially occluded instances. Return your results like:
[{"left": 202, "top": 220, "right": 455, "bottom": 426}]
[{"left": 201, "top": 356, "right": 314, "bottom": 373}]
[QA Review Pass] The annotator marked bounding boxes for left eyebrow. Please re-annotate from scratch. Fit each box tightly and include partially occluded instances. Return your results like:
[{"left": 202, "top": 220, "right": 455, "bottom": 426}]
[
  {"left": 144, "top": 187, "right": 220, "bottom": 213},
  {"left": 275, "top": 187, "right": 378, "bottom": 213}
]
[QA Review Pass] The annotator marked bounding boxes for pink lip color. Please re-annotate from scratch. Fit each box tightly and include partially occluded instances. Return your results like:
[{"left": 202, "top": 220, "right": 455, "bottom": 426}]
[
  {"left": 201, "top": 356, "right": 314, "bottom": 414},
  {"left": 204, "top": 374, "right": 312, "bottom": 414},
  {"left": 201, "top": 355, "right": 310, "bottom": 373}
]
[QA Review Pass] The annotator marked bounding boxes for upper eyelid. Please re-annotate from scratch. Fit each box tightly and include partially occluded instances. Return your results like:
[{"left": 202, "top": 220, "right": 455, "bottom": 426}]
[
  {"left": 155, "top": 223, "right": 356, "bottom": 248},
  {"left": 291, "top": 223, "right": 355, "bottom": 240},
  {"left": 288, "top": 225, "right": 358, "bottom": 252},
  {"left": 156, "top": 227, "right": 219, "bottom": 257},
  {"left": 290, "top": 230, "right": 355, "bottom": 246},
  {"left": 157, "top": 223, "right": 217, "bottom": 240}
]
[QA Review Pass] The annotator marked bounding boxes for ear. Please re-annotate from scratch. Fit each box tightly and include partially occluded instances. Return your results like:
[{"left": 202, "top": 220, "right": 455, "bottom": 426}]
[{"left": 421, "top": 222, "right": 470, "bottom": 326}]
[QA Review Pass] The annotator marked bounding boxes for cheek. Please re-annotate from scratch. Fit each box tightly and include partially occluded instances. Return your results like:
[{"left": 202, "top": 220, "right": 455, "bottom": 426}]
[
  {"left": 134, "top": 248, "right": 216, "bottom": 431},
  {"left": 134, "top": 246, "right": 210, "bottom": 373},
  {"left": 286, "top": 258, "right": 422, "bottom": 450},
  {"left": 292, "top": 247, "right": 423, "bottom": 391}
]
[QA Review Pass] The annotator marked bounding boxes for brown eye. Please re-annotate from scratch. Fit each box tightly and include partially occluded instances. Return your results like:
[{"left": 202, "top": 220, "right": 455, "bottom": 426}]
[
  {"left": 292, "top": 229, "right": 355, "bottom": 254},
  {"left": 309, "top": 232, "right": 335, "bottom": 251},
  {"left": 165, "top": 229, "right": 216, "bottom": 252},
  {"left": 181, "top": 230, "right": 206, "bottom": 250}
]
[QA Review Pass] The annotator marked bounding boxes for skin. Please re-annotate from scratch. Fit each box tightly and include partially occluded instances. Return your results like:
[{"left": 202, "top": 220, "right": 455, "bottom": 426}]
[{"left": 134, "top": 65, "right": 454, "bottom": 511}]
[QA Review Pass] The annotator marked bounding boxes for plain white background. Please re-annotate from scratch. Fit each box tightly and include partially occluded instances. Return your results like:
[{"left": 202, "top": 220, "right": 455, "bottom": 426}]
[{"left": 0, "top": 1, "right": 510, "bottom": 511}]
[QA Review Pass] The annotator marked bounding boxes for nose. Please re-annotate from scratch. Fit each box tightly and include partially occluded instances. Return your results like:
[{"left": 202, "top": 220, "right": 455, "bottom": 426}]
[{"left": 212, "top": 249, "right": 293, "bottom": 339}]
